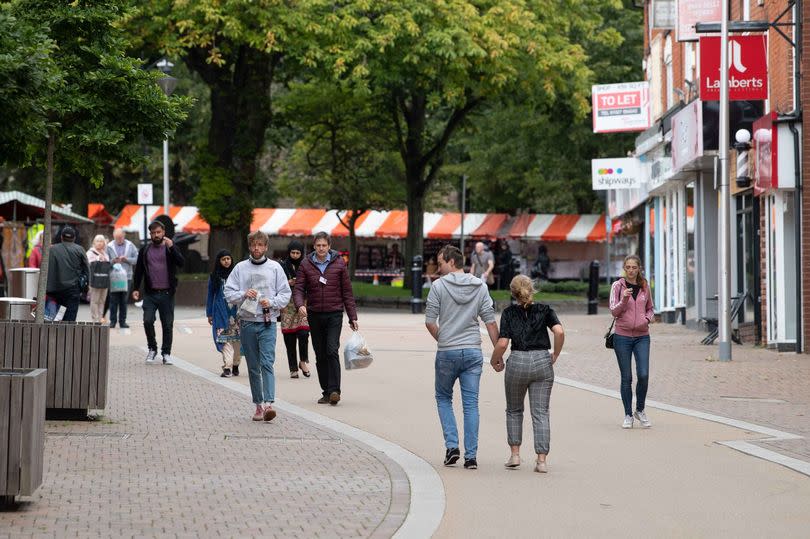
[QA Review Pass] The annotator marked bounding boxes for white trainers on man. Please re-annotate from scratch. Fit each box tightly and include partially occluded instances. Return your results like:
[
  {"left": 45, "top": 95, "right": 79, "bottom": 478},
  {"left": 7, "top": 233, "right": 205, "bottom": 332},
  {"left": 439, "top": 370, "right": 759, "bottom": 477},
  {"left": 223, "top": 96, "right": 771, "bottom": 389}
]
[
  {"left": 162, "top": 354, "right": 173, "bottom": 365},
  {"left": 622, "top": 415, "right": 634, "bottom": 429},
  {"left": 145, "top": 349, "right": 157, "bottom": 364},
  {"left": 634, "top": 410, "right": 652, "bottom": 428}
]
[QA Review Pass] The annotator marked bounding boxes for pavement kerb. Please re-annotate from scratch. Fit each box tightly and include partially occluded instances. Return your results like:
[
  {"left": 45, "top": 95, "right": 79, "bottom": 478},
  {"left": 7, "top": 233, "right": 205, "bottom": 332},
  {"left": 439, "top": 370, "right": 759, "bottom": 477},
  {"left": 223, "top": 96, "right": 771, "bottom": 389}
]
[
  {"left": 556, "top": 376, "right": 810, "bottom": 477},
  {"left": 165, "top": 351, "right": 445, "bottom": 539}
]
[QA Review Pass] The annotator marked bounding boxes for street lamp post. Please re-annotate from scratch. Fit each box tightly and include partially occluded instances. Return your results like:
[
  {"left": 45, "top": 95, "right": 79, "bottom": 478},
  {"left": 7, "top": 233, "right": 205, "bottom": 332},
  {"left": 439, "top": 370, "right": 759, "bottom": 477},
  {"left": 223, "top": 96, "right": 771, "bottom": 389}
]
[
  {"left": 155, "top": 59, "right": 177, "bottom": 216},
  {"left": 717, "top": 2, "right": 732, "bottom": 362}
]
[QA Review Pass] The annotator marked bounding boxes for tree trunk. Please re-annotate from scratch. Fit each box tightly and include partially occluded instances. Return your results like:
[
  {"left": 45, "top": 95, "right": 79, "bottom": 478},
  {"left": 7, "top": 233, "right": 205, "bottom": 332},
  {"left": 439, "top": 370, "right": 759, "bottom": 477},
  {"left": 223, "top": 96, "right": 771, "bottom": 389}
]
[
  {"left": 404, "top": 182, "right": 425, "bottom": 288},
  {"left": 186, "top": 46, "right": 276, "bottom": 262},
  {"left": 347, "top": 212, "right": 364, "bottom": 280},
  {"left": 69, "top": 173, "right": 89, "bottom": 218},
  {"left": 35, "top": 132, "right": 55, "bottom": 323}
]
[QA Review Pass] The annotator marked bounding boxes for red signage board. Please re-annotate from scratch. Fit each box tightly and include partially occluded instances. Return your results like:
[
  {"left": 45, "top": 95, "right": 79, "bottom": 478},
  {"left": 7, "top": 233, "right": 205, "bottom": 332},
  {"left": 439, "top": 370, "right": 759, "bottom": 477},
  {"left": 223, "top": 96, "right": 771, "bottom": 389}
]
[{"left": 700, "top": 35, "right": 768, "bottom": 101}]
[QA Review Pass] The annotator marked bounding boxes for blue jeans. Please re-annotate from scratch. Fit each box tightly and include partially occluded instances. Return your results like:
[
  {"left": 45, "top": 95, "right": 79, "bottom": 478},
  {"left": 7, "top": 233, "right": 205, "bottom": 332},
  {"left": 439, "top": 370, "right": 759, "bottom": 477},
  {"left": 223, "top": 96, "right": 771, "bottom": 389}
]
[
  {"left": 240, "top": 321, "right": 277, "bottom": 404},
  {"left": 435, "top": 348, "right": 483, "bottom": 459},
  {"left": 613, "top": 334, "right": 650, "bottom": 416}
]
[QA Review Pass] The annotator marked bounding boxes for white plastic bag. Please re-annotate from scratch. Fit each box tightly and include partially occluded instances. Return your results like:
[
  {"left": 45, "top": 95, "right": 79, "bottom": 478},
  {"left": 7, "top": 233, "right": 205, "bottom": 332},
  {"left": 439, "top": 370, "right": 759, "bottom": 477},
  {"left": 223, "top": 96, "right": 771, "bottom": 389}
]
[
  {"left": 343, "top": 331, "right": 373, "bottom": 370},
  {"left": 109, "top": 263, "right": 128, "bottom": 293}
]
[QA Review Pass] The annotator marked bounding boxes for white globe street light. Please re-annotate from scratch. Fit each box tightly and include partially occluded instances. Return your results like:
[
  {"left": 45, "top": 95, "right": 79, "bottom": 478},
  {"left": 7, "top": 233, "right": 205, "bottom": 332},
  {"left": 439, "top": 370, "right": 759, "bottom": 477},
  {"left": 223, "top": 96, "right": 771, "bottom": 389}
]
[{"left": 155, "top": 58, "right": 177, "bottom": 216}]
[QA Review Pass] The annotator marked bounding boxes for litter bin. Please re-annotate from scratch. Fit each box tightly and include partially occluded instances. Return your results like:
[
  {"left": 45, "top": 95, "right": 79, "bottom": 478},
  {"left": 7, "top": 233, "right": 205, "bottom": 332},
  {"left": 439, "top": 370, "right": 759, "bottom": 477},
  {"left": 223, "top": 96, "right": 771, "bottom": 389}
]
[
  {"left": 8, "top": 268, "right": 40, "bottom": 300},
  {"left": 0, "top": 297, "right": 37, "bottom": 320}
]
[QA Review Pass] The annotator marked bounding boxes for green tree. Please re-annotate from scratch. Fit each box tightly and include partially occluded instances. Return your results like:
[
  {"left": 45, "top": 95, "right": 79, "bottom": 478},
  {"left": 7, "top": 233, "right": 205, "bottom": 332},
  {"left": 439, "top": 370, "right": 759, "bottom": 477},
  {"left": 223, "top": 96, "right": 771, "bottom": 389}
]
[
  {"left": 126, "top": 0, "right": 329, "bottom": 258},
  {"left": 5, "top": 0, "right": 188, "bottom": 321},
  {"left": 277, "top": 82, "right": 405, "bottom": 277},
  {"left": 455, "top": 0, "right": 643, "bottom": 214},
  {"left": 308, "top": 0, "right": 607, "bottom": 276}
]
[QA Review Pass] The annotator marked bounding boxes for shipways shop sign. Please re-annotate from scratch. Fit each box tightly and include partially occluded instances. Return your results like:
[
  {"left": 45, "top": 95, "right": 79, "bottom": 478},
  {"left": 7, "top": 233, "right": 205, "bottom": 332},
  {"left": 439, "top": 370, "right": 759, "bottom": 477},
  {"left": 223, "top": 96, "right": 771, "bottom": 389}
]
[{"left": 591, "top": 158, "right": 645, "bottom": 190}]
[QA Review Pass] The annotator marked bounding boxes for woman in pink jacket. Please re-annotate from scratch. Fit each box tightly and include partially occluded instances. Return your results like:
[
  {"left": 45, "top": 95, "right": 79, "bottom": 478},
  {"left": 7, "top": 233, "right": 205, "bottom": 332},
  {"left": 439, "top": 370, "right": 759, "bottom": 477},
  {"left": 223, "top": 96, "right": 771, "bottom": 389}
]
[{"left": 609, "top": 255, "right": 655, "bottom": 429}]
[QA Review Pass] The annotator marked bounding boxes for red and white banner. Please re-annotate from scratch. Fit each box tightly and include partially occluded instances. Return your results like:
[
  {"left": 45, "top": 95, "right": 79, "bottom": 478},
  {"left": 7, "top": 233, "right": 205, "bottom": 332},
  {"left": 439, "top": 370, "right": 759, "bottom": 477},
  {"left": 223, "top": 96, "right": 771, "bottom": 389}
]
[
  {"left": 700, "top": 35, "right": 768, "bottom": 101},
  {"left": 676, "top": 0, "right": 721, "bottom": 42},
  {"left": 592, "top": 82, "right": 651, "bottom": 133},
  {"left": 111, "top": 206, "right": 609, "bottom": 242}
]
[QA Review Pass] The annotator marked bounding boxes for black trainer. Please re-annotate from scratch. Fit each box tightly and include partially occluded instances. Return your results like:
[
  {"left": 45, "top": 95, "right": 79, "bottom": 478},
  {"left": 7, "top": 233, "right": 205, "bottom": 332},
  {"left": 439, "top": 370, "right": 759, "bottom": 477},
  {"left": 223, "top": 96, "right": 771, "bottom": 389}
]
[
  {"left": 464, "top": 458, "right": 478, "bottom": 470},
  {"left": 221, "top": 368, "right": 232, "bottom": 378},
  {"left": 444, "top": 448, "right": 460, "bottom": 466},
  {"left": 232, "top": 365, "right": 239, "bottom": 376}
]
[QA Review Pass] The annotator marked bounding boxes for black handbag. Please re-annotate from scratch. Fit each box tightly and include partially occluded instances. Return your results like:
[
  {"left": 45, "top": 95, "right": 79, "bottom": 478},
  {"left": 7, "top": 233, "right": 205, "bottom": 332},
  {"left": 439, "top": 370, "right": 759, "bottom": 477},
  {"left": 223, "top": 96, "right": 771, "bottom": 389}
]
[
  {"left": 89, "top": 260, "right": 112, "bottom": 289},
  {"left": 604, "top": 318, "right": 616, "bottom": 349}
]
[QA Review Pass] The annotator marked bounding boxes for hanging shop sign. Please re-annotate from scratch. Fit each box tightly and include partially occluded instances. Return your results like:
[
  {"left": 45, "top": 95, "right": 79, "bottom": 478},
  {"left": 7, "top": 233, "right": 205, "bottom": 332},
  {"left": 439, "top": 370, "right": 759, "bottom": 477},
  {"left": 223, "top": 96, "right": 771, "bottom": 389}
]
[
  {"left": 676, "top": 0, "right": 721, "bottom": 42},
  {"left": 752, "top": 111, "right": 800, "bottom": 193},
  {"left": 699, "top": 35, "right": 768, "bottom": 101},
  {"left": 592, "top": 82, "right": 651, "bottom": 133},
  {"left": 671, "top": 100, "right": 703, "bottom": 173},
  {"left": 591, "top": 158, "right": 645, "bottom": 190}
]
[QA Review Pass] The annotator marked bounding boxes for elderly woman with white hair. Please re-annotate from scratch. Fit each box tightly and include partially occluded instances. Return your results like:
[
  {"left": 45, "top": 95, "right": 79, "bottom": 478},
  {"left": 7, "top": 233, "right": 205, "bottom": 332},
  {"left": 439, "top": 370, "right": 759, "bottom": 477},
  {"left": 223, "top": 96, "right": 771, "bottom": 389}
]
[{"left": 86, "top": 235, "right": 111, "bottom": 323}]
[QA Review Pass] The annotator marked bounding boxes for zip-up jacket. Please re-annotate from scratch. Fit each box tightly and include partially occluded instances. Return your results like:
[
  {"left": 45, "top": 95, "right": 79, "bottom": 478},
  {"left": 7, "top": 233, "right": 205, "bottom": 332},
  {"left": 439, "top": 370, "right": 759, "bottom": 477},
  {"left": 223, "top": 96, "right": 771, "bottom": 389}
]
[
  {"left": 609, "top": 278, "right": 654, "bottom": 337},
  {"left": 293, "top": 250, "right": 358, "bottom": 321},
  {"left": 133, "top": 242, "right": 185, "bottom": 296}
]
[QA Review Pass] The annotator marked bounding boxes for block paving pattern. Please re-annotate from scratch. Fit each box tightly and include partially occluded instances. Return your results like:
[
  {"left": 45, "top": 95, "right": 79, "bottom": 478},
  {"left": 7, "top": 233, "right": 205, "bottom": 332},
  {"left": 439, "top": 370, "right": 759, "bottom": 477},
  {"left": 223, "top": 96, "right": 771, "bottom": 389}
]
[
  {"left": 0, "top": 346, "right": 407, "bottom": 538},
  {"left": 556, "top": 314, "right": 810, "bottom": 463}
]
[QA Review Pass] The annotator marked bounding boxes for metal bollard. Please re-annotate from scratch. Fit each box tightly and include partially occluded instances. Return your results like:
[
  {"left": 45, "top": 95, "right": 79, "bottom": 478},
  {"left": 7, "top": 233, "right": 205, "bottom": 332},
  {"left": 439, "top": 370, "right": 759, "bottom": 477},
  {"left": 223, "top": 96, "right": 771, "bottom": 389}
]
[
  {"left": 587, "top": 260, "right": 600, "bottom": 315},
  {"left": 411, "top": 255, "right": 423, "bottom": 314}
]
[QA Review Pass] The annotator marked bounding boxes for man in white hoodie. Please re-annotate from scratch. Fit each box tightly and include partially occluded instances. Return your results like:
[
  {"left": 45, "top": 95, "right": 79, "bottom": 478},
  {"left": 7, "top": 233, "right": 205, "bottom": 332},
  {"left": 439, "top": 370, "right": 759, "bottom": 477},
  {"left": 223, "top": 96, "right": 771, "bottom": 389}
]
[
  {"left": 225, "top": 231, "right": 291, "bottom": 422},
  {"left": 425, "top": 244, "right": 499, "bottom": 470}
]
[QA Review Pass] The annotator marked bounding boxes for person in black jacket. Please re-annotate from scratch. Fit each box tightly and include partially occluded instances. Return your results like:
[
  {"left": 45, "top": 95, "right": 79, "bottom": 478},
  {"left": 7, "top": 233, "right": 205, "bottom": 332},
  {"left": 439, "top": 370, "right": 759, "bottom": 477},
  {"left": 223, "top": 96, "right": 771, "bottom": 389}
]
[
  {"left": 132, "top": 220, "right": 184, "bottom": 365},
  {"left": 45, "top": 226, "right": 89, "bottom": 321}
]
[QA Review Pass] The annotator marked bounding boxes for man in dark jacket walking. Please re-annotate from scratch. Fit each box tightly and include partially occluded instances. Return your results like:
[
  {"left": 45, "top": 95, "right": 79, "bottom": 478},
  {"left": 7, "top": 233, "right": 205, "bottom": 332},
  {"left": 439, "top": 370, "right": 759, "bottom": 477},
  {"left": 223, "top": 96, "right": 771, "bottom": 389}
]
[
  {"left": 132, "top": 220, "right": 184, "bottom": 364},
  {"left": 46, "top": 226, "right": 89, "bottom": 322},
  {"left": 293, "top": 232, "right": 358, "bottom": 405}
]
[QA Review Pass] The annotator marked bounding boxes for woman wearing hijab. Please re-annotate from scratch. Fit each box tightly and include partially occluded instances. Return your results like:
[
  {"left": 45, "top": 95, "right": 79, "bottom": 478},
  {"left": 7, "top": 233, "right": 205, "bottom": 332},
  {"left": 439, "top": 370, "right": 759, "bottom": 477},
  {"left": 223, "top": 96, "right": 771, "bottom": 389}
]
[
  {"left": 206, "top": 250, "right": 242, "bottom": 377},
  {"left": 279, "top": 240, "right": 311, "bottom": 378}
]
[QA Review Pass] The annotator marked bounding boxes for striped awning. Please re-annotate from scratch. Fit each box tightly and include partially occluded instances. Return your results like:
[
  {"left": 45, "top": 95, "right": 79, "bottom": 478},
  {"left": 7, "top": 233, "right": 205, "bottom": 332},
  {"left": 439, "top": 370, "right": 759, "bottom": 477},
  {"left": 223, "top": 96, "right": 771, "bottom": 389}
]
[{"left": 111, "top": 205, "right": 607, "bottom": 242}]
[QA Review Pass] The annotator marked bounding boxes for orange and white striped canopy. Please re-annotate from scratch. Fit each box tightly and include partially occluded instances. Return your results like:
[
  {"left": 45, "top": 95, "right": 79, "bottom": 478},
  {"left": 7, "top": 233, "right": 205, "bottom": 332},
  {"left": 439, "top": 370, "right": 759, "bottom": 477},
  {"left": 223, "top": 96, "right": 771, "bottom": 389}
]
[{"left": 112, "top": 205, "right": 607, "bottom": 242}]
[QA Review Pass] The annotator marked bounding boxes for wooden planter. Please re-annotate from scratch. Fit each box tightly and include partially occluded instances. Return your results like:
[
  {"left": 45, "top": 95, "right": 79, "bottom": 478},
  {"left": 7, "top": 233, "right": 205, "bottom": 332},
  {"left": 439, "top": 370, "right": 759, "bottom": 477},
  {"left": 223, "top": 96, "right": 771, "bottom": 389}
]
[
  {"left": 0, "top": 368, "right": 46, "bottom": 502},
  {"left": 0, "top": 321, "right": 109, "bottom": 413}
]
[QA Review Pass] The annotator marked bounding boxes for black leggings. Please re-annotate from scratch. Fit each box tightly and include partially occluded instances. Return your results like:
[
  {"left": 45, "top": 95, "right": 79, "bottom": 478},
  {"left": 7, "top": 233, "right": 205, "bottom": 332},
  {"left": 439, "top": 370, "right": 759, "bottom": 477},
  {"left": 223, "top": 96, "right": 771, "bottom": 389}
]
[{"left": 283, "top": 330, "right": 310, "bottom": 372}]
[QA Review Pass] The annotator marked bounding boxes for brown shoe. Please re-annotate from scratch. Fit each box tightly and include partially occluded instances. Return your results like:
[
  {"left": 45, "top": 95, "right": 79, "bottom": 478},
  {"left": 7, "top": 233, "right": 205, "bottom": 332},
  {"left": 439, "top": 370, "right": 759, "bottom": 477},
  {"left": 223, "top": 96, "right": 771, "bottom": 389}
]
[
  {"left": 263, "top": 406, "right": 277, "bottom": 421},
  {"left": 317, "top": 396, "right": 329, "bottom": 404},
  {"left": 329, "top": 391, "right": 341, "bottom": 405}
]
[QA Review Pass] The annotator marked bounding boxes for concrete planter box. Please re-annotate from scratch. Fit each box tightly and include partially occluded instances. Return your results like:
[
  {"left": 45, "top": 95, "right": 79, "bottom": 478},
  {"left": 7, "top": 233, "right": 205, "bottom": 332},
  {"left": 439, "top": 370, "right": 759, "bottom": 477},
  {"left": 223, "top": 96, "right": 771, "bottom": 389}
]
[
  {"left": 0, "top": 368, "right": 46, "bottom": 503},
  {"left": 0, "top": 321, "right": 109, "bottom": 415}
]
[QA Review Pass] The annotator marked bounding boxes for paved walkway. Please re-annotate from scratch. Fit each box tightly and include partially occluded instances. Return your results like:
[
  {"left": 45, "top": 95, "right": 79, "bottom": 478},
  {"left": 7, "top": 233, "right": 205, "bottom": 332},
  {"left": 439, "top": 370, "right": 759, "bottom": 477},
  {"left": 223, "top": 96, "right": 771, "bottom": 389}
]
[
  {"left": 4, "top": 306, "right": 810, "bottom": 537},
  {"left": 0, "top": 346, "right": 408, "bottom": 538}
]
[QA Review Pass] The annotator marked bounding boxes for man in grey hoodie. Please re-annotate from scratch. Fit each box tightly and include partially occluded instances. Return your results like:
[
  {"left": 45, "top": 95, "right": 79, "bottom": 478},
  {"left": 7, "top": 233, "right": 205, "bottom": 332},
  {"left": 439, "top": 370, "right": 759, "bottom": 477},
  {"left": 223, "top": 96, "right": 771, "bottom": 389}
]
[{"left": 425, "top": 244, "right": 499, "bottom": 470}]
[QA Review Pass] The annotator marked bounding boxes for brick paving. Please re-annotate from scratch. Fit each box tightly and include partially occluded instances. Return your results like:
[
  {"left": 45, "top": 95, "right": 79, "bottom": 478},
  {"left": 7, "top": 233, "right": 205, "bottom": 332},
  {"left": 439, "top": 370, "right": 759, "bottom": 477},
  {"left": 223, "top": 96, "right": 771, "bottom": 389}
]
[
  {"left": 556, "top": 313, "right": 810, "bottom": 463},
  {"left": 0, "top": 346, "right": 408, "bottom": 538}
]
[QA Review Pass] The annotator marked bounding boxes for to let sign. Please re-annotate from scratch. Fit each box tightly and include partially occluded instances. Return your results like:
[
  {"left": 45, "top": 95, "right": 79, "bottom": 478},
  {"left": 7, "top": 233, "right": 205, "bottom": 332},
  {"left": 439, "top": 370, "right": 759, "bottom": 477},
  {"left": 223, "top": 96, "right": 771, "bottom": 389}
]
[
  {"left": 592, "top": 82, "right": 651, "bottom": 133},
  {"left": 700, "top": 35, "right": 768, "bottom": 101}
]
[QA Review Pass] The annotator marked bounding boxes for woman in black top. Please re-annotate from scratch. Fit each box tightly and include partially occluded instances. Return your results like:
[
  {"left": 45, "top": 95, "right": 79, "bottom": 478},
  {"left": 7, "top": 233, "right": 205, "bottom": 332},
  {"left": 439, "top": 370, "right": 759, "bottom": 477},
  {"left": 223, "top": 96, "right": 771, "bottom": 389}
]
[{"left": 491, "top": 275, "right": 565, "bottom": 473}]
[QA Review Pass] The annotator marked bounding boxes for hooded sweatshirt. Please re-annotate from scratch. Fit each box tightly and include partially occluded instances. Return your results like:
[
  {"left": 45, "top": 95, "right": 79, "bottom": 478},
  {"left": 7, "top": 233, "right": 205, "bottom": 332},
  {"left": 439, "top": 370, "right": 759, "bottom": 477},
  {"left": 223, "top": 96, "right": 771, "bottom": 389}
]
[{"left": 425, "top": 271, "right": 496, "bottom": 351}]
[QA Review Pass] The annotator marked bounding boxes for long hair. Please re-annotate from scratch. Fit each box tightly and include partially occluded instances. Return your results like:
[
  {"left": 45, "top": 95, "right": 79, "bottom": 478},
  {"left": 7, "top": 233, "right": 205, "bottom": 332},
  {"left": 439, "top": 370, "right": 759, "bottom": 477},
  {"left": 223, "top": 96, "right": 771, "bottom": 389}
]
[
  {"left": 510, "top": 275, "right": 535, "bottom": 306},
  {"left": 622, "top": 254, "right": 647, "bottom": 290}
]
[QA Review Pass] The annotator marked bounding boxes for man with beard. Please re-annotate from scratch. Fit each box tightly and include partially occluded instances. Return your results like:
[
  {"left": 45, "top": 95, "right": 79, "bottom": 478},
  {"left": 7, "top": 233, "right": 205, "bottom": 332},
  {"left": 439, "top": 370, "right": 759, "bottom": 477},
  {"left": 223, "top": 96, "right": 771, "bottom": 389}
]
[{"left": 132, "top": 220, "right": 185, "bottom": 365}]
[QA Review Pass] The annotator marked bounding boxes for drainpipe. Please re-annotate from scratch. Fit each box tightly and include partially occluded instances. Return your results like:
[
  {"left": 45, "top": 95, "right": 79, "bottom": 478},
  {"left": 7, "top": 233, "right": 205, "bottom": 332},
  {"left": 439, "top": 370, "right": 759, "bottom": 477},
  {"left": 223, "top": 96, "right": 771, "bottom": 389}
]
[{"left": 789, "top": 119, "right": 802, "bottom": 353}]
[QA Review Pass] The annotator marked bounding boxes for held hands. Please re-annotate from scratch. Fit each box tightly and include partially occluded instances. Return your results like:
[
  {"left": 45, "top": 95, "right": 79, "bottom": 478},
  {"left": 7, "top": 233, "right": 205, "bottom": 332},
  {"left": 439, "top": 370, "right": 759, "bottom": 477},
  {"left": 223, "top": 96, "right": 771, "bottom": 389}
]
[{"left": 490, "top": 357, "right": 505, "bottom": 372}]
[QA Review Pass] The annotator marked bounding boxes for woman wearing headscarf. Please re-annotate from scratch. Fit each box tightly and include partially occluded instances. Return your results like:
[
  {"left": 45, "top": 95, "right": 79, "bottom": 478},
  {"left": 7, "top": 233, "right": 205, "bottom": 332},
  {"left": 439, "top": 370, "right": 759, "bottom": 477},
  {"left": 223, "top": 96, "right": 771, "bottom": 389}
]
[
  {"left": 206, "top": 250, "right": 241, "bottom": 377},
  {"left": 279, "top": 240, "right": 311, "bottom": 378}
]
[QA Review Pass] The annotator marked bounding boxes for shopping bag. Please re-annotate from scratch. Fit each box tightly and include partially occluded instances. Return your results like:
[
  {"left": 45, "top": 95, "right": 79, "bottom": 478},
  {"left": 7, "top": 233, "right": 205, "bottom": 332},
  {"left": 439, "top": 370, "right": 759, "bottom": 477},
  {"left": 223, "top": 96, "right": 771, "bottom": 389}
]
[
  {"left": 343, "top": 331, "right": 373, "bottom": 370},
  {"left": 89, "top": 260, "right": 112, "bottom": 289},
  {"left": 109, "top": 263, "right": 129, "bottom": 293},
  {"left": 238, "top": 296, "right": 262, "bottom": 319}
]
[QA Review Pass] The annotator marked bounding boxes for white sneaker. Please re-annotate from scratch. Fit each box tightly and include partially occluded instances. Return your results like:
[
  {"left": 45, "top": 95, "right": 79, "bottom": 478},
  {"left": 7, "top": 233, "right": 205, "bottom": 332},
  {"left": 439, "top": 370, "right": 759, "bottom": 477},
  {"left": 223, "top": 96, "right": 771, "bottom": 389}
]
[
  {"left": 622, "top": 415, "right": 634, "bottom": 429},
  {"left": 162, "top": 354, "right": 173, "bottom": 365},
  {"left": 145, "top": 349, "right": 157, "bottom": 364},
  {"left": 634, "top": 410, "right": 652, "bottom": 428}
]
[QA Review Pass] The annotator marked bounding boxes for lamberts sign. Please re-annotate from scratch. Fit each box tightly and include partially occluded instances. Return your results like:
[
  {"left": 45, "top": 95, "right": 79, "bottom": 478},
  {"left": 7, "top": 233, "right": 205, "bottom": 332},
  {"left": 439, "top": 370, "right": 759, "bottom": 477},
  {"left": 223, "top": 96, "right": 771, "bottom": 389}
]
[{"left": 700, "top": 35, "right": 768, "bottom": 101}]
